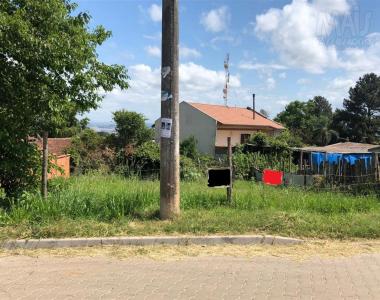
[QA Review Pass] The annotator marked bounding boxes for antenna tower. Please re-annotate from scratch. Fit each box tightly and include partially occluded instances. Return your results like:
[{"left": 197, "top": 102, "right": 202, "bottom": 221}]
[{"left": 223, "top": 53, "right": 230, "bottom": 106}]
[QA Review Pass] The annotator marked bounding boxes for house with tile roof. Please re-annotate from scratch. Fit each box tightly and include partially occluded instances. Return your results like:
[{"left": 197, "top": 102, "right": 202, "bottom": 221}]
[{"left": 155, "top": 101, "right": 284, "bottom": 156}]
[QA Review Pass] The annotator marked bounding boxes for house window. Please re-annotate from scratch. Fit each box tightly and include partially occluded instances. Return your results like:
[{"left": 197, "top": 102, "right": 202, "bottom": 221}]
[{"left": 240, "top": 134, "right": 250, "bottom": 144}]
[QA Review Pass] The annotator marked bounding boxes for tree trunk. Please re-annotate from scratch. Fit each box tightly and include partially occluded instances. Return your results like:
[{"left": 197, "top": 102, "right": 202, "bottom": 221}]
[{"left": 41, "top": 131, "right": 48, "bottom": 199}]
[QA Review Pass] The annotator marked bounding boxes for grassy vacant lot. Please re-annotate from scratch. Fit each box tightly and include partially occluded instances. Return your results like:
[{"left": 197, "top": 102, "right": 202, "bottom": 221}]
[{"left": 1, "top": 174, "right": 380, "bottom": 240}]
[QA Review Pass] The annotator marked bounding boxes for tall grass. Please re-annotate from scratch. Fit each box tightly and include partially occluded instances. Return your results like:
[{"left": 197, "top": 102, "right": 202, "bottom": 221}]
[{"left": 1, "top": 174, "right": 379, "bottom": 239}]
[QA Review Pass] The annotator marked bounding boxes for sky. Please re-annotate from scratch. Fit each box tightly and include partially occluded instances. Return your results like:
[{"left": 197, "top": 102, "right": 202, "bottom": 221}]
[{"left": 74, "top": 0, "right": 380, "bottom": 127}]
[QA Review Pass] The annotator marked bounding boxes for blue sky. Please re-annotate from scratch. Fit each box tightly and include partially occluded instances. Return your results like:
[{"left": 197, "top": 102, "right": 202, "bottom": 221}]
[{"left": 75, "top": 0, "right": 380, "bottom": 126}]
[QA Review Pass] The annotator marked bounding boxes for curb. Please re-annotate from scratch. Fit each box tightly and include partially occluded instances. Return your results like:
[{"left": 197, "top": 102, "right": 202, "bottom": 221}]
[{"left": 1, "top": 235, "right": 303, "bottom": 249}]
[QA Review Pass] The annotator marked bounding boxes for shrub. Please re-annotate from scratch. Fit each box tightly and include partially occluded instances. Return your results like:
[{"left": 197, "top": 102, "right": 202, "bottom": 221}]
[
  {"left": 0, "top": 138, "right": 41, "bottom": 199},
  {"left": 180, "top": 136, "right": 198, "bottom": 159},
  {"left": 68, "top": 129, "right": 116, "bottom": 174},
  {"left": 180, "top": 156, "right": 202, "bottom": 181}
]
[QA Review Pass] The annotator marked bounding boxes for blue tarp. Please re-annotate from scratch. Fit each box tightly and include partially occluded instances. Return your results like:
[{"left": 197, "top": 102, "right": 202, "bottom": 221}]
[{"left": 311, "top": 152, "right": 372, "bottom": 169}]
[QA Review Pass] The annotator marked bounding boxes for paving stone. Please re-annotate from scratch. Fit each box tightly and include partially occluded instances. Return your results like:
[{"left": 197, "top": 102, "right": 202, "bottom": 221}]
[{"left": 0, "top": 254, "right": 379, "bottom": 299}]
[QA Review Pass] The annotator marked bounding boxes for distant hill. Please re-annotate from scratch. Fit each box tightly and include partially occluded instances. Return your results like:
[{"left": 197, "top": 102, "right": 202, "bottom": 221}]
[
  {"left": 89, "top": 121, "right": 115, "bottom": 133},
  {"left": 89, "top": 121, "right": 154, "bottom": 133}
]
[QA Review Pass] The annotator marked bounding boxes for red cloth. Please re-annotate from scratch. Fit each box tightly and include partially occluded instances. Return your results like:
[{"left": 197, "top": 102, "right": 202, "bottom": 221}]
[{"left": 262, "top": 169, "right": 283, "bottom": 185}]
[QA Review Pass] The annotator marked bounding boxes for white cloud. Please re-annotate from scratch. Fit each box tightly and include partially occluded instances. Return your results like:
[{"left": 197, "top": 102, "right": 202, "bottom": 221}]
[
  {"left": 276, "top": 100, "right": 290, "bottom": 106},
  {"left": 143, "top": 32, "right": 161, "bottom": 41},
  {"left": 330, "top": 77, "right": 354, "bottom": 89},
  {"left": 180, "top": 62, "right": 241, "bottom": 97},
  {"left": 180, "top": 46, "right": 201, "bottom": 59},
  {"left": 313, "top": 0, "right": 350, "bottom": 15},
  {"left": 297, "top": 78, "right": 310, "bottom": 85},
  {"left": 145, "top": 45, "right": 161, "bottom": 58},
  {"left": 200, "top": 6, "right": 230, "bottom": 33},
  {"left": 278, "top": 72, "right": 287, "bottom": 79},
  {"left": 238, "top": 62, "right": 287, "bottom": 71},
  {"left": 266, "top": 77, "right": 276, "bottom": 90},
  {"left": 341, "top": 33, "right": 380, "bottom": 75},
  {"left": 148, "top": 4, "right": 161, "bottom": 22},
  {"left": 90, "top": 63, "right": 243, "bottom": 123},
  {"left": 255, "top": 0, "right": 350, "bottom": 73}
]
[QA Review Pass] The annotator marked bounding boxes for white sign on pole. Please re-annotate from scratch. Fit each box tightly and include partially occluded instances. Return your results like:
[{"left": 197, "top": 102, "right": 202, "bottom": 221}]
[{"left": 160, "top": 118, "right": 172, "bottom": 138}]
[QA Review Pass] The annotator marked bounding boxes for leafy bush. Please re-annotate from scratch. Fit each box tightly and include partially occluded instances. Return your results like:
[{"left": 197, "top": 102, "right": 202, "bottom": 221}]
[
  {"left": 0, "top": 138, "right": 41, "bottom": 199},
  {"left": 180, "top": 136, "right": 198, "bottom": 159},
  {"left": 115, "top": 141, "right": 160, "bottom": 178},
  {"left": 68, "top": 129, "right": 116, "bottom": 174},
  {"left": 180, "top": 156, "right": 202, "bottom": 181}
]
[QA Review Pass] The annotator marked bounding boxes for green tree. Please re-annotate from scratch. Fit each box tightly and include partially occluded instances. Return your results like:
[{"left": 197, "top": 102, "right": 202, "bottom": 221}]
[
  {"left": 0, "top": 0, "right": 128, "bottom": 196},
  {"left": 274, "top": 101, "right": 307, "bottom": 139},
  {"left": 306, "top": 96, "right": 337, "bottom": 145},
  {"left": 112, "top": 110, "right": 153, "bottom": 148},
  {"left": 275, "top": 96, "right": 335, "bottom": 146},
  {"left": 332, "top": 73, "right": 380, "bottom": 143}
]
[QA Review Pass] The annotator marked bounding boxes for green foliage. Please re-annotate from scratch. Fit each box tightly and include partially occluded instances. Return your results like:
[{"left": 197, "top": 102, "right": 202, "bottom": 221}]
[
  {"left": 249, "top": 130, "right": 301, "bottom": 151},
  {"left": 127, "top": 141, "right": 160, "bottom": 177},
  {"left": 0, "top": 0, "right": 128, "bottom": 196},
  {"left": 180, "top": 156, "right": 202, "bottom": 181},
  {"left": 68, "top": 128, "right": 115, "bottom": 174},
  {"left": 249, "top": 132, "right": 269, "bottom": 147},
  {"left": 233, "top": 131, "right": 299, "bottom": 179},
  {"left": 0, "top": 137, "right": 41, "bottom": 198},
  {"left": 180, "top": 136, "right": 198, "bottom": 159},
  {"left": 332, "top": 73, "right": 380, "bottom": 143},
  {"left": 113, "top": 110, "right": 153, "bottom": 148},
  {"left": 49, "top": 117, "right": 89, "bottom": 138},
  {"left": 275, "top": 96, "right": 336, "bottom": 145},
  {"left": 233, "top": 149, "right": 297, "bottom": 180}
]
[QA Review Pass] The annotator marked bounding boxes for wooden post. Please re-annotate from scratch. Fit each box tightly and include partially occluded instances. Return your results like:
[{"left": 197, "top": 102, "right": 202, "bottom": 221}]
[
  {"left": 160, "top": 0, "right": 180, "bottom": 219},
  {"left": 372, "top": 153, "right": 377, "bottom": 182},
  {"left": 227, "top": 137, "right": 233, "bottom": 203},
  {"left": 299, "top": 151, "right": 303, "bottom": 174},
  {"left": 41, "top": 131, "right": 48, "bottom": 199}
]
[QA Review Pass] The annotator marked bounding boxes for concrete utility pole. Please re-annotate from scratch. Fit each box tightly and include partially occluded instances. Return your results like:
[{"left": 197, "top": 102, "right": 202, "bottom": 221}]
[{"left": 160, "top": 0, "right": 180, "bottom": 219}]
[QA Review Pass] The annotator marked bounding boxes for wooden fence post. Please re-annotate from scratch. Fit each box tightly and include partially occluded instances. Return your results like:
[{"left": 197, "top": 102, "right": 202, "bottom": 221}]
[{"left": 227, "top": 137, "right": 232, "bottom": 203}]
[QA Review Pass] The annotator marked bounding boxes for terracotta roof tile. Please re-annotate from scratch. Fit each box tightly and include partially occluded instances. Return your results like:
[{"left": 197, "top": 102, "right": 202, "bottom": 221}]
[{"left": 186, "top": 102, "right": 284, "bottom": 129}]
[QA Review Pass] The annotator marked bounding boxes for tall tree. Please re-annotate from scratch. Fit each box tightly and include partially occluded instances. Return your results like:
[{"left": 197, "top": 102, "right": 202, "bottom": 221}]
[
  {"left": 274, "top": 100, "right": 306, "bottom": 139},
  {"left": 332, "top": 73, "right": 380, "bottom": 143},
  {"left": 0, "top": 0, "right": 128, "bottom": 196},
  {"left": 112, "top": 110, "right": 153, "bottom": 148},
  {"left": 275, "top": 96, "right": 335, "bottom": 146}
]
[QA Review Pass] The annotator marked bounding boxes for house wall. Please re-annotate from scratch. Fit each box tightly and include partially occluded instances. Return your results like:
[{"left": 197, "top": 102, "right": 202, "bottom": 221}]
[
  {"left": 48, "top": 155, "right": 70, "bottom": 179},
  {"left": 155, "top": 102, "right": 217, "bottom": 155},
  {"left": 180, "top": 102, "right": 217, "bottom": 155},
  {"left": 215, "top": 128, "right": 279, "bottom": 147}
]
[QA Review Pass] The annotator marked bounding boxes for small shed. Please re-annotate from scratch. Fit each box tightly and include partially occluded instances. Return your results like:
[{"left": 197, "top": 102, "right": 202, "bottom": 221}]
[{"left": 294, "top": 142, "right": 380, "bottom": 183}]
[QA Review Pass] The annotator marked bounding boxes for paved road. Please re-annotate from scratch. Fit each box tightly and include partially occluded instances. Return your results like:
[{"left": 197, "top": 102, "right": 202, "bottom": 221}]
[{"left": 1, "top": 253, "right": 380, "bottom": 299}]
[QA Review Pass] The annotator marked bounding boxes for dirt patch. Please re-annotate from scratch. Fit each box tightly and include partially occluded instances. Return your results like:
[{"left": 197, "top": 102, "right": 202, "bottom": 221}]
[{"left": 1, "top": 240, "right": 380, "bottom": 261}]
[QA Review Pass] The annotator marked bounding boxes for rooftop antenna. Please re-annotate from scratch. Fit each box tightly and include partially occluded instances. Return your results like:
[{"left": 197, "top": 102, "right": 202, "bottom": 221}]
[{"left": 223, "top": 53, "right": 230, "bottom": 106}]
